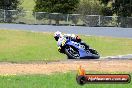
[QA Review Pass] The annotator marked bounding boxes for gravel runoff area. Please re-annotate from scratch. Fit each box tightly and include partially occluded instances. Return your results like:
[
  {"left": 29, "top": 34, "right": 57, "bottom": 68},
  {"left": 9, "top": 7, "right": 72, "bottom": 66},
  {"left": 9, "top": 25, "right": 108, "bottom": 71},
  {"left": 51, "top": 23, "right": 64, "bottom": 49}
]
[
  {"left": 0, "top": 59, "right": 132, "bottom": 75},
  {"left": 0, "top": 24, "right": 132, "bottom": 38}
]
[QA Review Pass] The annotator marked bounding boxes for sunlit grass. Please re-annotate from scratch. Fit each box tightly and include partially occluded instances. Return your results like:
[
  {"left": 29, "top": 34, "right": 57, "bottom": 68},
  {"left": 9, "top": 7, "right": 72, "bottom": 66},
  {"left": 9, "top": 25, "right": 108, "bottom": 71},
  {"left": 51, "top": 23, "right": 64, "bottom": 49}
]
[
  {"left": 0, "top": 30, "right": 65, "bottom": 62},
  {"left": 21, "top": 0, "right": 35, "bottom": 11},
  {"left": 0, "top": 30, "right": 132, "bottom": 62},
  {"left": 0, "top": 72, "right": 131, "bottom": 88},
  {"left": 81, "top": 36, "right": 132, "bottom": 56}
]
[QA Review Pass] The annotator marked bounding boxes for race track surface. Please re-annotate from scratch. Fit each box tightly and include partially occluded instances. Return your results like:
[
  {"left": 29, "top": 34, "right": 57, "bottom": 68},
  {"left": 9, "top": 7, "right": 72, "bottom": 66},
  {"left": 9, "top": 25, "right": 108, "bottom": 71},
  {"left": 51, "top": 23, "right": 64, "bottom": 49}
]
[
  {"left": 0, "top": 24, "right": 132, "bottom": 38},
  {"left": 0, "top": 59, "right": 132, "bottom": 75}
]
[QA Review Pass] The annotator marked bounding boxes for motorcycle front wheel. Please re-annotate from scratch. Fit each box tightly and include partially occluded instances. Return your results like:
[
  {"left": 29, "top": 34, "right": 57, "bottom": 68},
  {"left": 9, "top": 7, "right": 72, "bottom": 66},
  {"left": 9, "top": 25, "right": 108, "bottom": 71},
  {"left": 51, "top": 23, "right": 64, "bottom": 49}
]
[{"left": 65, "top": 46, "right": 80, "bottom": 59}]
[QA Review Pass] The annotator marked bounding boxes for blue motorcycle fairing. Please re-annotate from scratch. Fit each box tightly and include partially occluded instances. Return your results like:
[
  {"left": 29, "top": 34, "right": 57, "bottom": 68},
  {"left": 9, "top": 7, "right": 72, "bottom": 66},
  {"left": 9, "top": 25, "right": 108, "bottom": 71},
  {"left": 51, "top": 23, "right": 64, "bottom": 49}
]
[{"left": 65, "top": 40, "right": 93, "bottom": 58}]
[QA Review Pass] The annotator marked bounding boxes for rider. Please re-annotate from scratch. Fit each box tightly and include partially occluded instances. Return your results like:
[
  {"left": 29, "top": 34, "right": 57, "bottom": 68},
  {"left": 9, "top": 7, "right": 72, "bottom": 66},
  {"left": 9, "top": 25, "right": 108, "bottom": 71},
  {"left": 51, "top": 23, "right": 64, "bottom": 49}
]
[{"left": 54, "top": 31, "right": 81, "bottom": 52}]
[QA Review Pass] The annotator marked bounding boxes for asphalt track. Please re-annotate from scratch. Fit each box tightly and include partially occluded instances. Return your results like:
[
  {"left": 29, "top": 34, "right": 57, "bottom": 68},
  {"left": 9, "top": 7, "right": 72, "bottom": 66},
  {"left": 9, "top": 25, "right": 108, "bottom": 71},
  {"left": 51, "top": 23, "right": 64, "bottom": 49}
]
[{"left": 0, "top": 24, "right": 132, "bottom": 38}]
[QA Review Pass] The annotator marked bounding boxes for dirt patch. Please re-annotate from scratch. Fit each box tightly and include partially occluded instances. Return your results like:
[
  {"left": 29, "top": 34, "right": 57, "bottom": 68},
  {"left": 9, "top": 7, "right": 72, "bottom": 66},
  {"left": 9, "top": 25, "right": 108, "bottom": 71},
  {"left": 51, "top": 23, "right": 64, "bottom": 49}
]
[{"left": 0, "top": 60, "right": 132, "bottom": 75}]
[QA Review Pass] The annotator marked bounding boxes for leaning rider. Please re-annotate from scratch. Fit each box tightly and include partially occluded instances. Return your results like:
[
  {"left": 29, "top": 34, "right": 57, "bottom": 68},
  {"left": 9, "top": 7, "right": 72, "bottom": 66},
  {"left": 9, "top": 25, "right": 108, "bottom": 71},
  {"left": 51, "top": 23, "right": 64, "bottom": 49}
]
[{"left": 54, "top": 31, "right": 81, "bottom": 53}]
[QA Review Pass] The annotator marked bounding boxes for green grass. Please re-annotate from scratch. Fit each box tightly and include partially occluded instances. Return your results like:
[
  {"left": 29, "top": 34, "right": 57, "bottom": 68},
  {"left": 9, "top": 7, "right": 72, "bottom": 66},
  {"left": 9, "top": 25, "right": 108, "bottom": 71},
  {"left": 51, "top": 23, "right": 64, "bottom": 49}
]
[
  {"left": 21, "top": 0, "right": 35, "bottom": 11},
  {"left": 0, "top": 30, "right": 132, "bottom": 62},
  {"left": 0, "top": 72, "right": 131, "bottom": 88},
  {"left": 0, "top": 30, "right": 65, "bottom": 62},
  {"left": 81, "top": 36, "right": 132, "bottom": 57}
]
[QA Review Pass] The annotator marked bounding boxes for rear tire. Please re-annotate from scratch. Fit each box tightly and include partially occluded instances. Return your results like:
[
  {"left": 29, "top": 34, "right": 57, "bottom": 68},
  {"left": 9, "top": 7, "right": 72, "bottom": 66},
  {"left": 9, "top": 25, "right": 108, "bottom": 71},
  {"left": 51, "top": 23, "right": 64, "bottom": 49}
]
[{"left": 89, "top": 49, "right": 100, "bottom": 59}]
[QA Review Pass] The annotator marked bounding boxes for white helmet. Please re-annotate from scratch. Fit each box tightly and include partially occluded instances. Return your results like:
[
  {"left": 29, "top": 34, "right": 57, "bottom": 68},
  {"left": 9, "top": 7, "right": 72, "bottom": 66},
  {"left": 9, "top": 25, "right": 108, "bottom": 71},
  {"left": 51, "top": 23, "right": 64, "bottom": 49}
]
[{"left": 54, "top": 31, "right": 62, "bottom": 41}]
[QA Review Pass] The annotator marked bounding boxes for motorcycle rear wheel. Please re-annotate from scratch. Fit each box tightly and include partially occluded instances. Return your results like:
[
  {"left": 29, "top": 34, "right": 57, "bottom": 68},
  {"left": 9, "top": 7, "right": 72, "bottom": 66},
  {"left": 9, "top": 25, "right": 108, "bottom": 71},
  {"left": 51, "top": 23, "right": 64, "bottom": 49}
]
[{"left": 88, "top": 49, "right": 100, "bottom": 59}]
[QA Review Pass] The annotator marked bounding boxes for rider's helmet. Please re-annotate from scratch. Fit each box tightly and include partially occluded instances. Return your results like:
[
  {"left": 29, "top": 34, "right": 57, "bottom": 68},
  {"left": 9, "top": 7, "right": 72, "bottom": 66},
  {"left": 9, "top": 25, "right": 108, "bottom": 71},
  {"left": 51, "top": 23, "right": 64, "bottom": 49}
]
[{"left": 54, "top": 31, "right": 62, "bottom": 41}]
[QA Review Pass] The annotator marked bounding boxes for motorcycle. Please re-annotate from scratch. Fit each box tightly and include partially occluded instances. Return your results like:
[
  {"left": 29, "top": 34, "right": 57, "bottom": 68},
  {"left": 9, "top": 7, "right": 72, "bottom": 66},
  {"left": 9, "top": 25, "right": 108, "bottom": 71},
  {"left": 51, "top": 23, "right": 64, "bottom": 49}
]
[{"left": 58, "top": 37, "right": 100, "bottom": 59}]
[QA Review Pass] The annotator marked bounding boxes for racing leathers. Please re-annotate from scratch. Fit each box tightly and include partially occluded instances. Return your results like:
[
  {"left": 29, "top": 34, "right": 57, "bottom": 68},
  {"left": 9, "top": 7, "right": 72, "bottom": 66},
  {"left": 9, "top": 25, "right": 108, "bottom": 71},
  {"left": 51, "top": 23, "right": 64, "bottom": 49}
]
[{"left": 57, "top": 34, "right": 81, "bottom": 53}]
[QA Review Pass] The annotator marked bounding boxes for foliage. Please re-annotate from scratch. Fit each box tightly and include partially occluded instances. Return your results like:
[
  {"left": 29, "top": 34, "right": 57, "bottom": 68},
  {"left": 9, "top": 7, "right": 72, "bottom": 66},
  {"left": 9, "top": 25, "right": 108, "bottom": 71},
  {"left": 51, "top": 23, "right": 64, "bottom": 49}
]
[
  {"left": 112, "top": 0, "right": 132, "bottom": 17},
  {"left": 33, "top": 0, "right": 79, "bottom": 24},
  {"left": 0, "top": 0, "right": 22, "bottom": 22},
  {"left": 33, "top": 0, "right": 79, "bottom": 14},
  {"left": 21, "top": 0, "right": 35, "bottom": 11},
  {"left": 99, "top": 0, "right": 132, "bottom": 17},
  {"left": 76, "top": 0, "right": 101, "bottom": 15},
  {"left": 99, "top": 0, "right": 132, "bottom": 27},
  {"left": 0, "top": 0, "right": 22, "bottom": 10}
]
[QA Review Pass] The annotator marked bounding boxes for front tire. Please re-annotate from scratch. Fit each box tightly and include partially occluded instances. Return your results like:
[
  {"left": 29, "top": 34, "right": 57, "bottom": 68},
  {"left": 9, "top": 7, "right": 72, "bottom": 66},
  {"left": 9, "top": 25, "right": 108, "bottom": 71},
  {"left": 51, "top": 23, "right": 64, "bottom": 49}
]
[{"left": 65, "top": 46, "right": 80, "bottom": 59}]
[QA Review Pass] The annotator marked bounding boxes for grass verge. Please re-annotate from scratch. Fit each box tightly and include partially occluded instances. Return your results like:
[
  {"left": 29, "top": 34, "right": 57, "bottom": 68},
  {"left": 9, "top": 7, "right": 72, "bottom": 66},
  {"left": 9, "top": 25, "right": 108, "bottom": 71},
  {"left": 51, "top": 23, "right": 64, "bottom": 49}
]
[
  {"left": 0, "top": 72, "right": 131, "bottom": 88},
  {"left": 0, "top": 30, "right": 132, "bottom": 62}
]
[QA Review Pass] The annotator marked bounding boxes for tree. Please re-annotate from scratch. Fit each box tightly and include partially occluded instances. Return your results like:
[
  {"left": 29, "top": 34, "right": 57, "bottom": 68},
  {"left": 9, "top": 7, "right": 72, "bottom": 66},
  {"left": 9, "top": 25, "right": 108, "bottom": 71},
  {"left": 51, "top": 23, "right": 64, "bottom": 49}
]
[
  {"left": 0, "top": 0, "right": 22, "bottom": 10},
  {"left": 99, "top": 0, "right": 132, "bottom": 27},
  {"left": 76, "top": 0, "right": 101, "bottom": 15},
  {"left": 75, "top": 0, "right": 101, "bottom": 26},
  {"left": 34, "top": 0, "right": 79, "bottom": 13},
  {"left": 33, "top": 0, "right": 79, "bottom": 25},
  {"left": 0, "top": 0, "right": 22, "bottom": 22},
  {"left": 99, "top": 0, "right": 132, "bottom": 17}
]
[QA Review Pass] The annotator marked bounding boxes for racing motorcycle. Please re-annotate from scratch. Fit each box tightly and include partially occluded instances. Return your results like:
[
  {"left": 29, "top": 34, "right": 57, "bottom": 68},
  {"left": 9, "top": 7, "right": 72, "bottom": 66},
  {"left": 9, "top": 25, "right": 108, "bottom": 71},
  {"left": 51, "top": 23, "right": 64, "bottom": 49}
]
[{"left": 58, "top": 37, "right": 100, "bottom": 59}]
